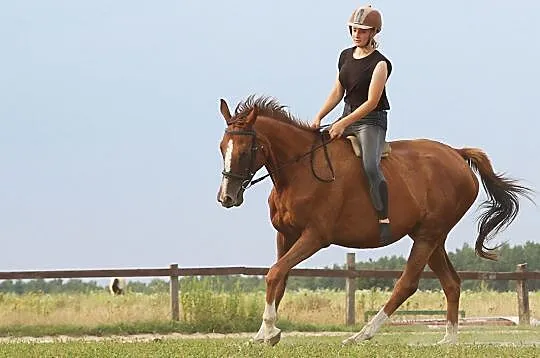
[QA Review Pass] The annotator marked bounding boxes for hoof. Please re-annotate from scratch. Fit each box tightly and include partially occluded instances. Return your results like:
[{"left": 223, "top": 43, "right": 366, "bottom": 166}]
[
  {"left": 341, "top": 333, "right": 373, "bottom": 346},
  {"left": 251, "top": 325, "right": 265, "bottom": 344},
  {"left": 265, "top": 329, "right": 281, "bottom": 346}
]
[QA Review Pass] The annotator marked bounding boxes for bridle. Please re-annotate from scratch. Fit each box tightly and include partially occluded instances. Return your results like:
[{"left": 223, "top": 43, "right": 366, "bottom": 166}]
[
  {"left": 221, "top": 126, "right": 336, "bottom": 190},
  {"left": 221, "top": 129, "right": 260, "bottom": 189}
]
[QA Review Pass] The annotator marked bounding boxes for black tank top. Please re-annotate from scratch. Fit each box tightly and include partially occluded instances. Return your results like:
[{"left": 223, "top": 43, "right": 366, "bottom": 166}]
[{"left": 338, "top": 48, "right": 392, "bottom": 111}]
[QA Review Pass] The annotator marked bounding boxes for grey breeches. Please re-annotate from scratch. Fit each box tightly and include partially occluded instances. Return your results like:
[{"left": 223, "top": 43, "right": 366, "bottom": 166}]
[
  {"left": 351, "top": 125, "right": 388, "bottom": 216},
  {"left": 342, "top": 109, "right": 389, "bottom": 219}
]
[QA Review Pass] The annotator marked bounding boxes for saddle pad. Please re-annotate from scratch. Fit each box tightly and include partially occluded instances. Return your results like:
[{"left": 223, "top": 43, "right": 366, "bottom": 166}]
[{"left": 346, "top": 136, "right": 391, "bottom": 158}]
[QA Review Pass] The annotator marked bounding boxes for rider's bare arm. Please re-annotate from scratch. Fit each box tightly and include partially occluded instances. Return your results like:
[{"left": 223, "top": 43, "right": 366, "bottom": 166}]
[{"left": 312, "top": 73, "right": 345, "bottom": 126}]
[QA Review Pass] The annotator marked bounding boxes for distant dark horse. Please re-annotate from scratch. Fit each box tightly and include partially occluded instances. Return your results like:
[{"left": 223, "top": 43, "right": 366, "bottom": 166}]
[
  {"left": 109, "top": 278, "right": 126, "bottom": 295},
  {"left": 217, "top": 96, "right": 532, "bottom": 345}
]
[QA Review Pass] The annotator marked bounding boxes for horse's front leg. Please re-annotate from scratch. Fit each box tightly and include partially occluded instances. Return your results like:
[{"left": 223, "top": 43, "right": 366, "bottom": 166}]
[
  {"left": 252, "top": 231, "right": 297, "bottom": 343},
  {"left": 258, "top": 228, "right": 325, "bottom": 346}
]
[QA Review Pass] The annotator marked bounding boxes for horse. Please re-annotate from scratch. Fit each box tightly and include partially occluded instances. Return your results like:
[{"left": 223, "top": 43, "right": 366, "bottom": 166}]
[
  {"left": 216, "top": 95, "right": 533, "bottom": 346},
  {"left": 108, "top": 277, "right": 127, "bottom": 296}
]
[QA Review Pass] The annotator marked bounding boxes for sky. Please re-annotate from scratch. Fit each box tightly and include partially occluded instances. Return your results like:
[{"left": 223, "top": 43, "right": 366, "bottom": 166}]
[{"left": 1, "top": 1, "right": 539, "bottom": 272}]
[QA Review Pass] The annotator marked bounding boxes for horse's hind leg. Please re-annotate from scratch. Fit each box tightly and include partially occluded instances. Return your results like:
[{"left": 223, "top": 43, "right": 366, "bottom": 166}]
[
  {"left": 343, "top": 238, "right": 438, "bottom": 345},
  {"left": 428, "top": 244, "right": 461, "bottom": 344}
]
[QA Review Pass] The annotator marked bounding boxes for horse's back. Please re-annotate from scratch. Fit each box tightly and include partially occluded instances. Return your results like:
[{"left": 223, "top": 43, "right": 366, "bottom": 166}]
[
  {"left": 387, "top": 138, "right": 476, "bottom": 179},
  {"left": 329, "top": 137, "right": 478, "bottom": 201},
  {"left": 384, "top": 138, "right": 480, "bottom": 223},
  {"left": 388, "top": 138, "right": 461, "bottom": 158}
]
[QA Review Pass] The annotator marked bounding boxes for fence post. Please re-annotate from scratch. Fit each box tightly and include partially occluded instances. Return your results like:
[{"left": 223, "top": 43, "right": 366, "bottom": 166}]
[
  {"left": 170, "top": 263, "right": 180, "bottom": 321},
  {"left": 345, "top": 252, "right": 356, "bottom": 326},
  {"left": 516, "top": 263, "right": 530, "bottom": 326}
]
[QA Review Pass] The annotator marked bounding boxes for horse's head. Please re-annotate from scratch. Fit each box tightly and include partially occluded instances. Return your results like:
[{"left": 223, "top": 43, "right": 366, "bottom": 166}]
[{"left": 217, "top": 99, "right": 266, "bottom": 208}]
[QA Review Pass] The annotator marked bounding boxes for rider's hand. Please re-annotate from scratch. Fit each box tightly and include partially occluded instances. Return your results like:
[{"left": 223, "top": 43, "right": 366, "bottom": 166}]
[
  {"left": 329, "top": 121, "right": 346, "bottom": 139},
  {"left": 311, "top": 118, "right": 322, "bottom": 129}
]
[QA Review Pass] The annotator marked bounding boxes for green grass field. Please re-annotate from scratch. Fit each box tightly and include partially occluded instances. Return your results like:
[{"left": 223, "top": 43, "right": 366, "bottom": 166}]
[
  {"left": 0, "top": 289, "right": 537, "bottom": 329},
  {"left": 0, "top": 331, "right": 538, "bottom": 358},
  {"left": 0, "top": 288, "right": 538, "bottom": 357}
]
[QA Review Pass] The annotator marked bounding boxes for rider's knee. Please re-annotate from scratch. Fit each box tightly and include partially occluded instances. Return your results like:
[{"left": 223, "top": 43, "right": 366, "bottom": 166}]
[{"left": 363, "top": 159, "right": 381, "bottom": 182}]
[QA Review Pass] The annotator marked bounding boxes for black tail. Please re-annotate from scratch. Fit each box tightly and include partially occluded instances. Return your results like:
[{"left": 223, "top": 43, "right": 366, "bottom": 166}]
[{"left": 457, "top": 148, "right": 534, "bottom": 260}]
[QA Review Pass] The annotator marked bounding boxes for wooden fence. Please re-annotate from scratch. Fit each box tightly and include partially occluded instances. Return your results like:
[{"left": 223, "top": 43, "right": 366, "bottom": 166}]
[{"left": 0, "top": 253, "right": 538, "bottom": 326}]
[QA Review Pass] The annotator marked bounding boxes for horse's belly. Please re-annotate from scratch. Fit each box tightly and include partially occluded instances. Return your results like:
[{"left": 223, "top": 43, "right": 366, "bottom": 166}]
[{"left": 331, "top": 213, "right": 418, "bottom": 249}]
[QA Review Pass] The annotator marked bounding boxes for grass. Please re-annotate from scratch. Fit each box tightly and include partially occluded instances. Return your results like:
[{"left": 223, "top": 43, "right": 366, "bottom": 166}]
[
  {"left": 0, "top": 335, "right": 538, "bottom": 358},
  {"left": 280, "top": 289, "right": 540, "bottom": 324},
  {"left": 0, "top": 288, "right": 537, "bottom": 338},
  {"left": 0, "top": 284, "right": 537, "bottom": 356},
  {"left": 0, "top": 291, "right": 170, "bottom": 326}
]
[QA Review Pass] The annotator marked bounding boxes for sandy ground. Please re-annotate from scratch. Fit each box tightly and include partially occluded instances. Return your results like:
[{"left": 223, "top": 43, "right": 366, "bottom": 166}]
[
  {"left": 0, "top": 329, "right": 539, "bottom": 345},
  {"left": 0, "top": 331, "right": 346, "bottom": 344}
]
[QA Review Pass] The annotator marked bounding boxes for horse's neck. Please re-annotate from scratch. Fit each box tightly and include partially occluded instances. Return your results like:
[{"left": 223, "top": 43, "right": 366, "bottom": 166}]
[
  {"left": 255, "top": 116, "right": 316, "bottom": 188},
  {"left": 256, "top": 117, "right": 314, "bottom": 160}
]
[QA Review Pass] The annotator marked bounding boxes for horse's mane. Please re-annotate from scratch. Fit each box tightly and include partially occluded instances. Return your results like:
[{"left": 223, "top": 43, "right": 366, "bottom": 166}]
[{"left": 233, "top": 95, "right": 316, "bottom": 132}]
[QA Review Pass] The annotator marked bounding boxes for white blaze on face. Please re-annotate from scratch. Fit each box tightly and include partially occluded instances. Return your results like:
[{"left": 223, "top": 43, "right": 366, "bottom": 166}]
[{"left": 219, "top": 139, "right": 234, "bottom": 199}]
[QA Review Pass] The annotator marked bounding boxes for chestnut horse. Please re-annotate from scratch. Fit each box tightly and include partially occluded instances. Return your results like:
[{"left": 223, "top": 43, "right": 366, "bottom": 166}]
[{"left": 216, "top": 96, "right": 532, "bottom": 346}]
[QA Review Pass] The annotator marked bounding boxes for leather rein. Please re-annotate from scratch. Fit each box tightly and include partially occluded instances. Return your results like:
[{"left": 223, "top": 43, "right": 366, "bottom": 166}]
[{"left": 221, "top": 125, "right": 336, "bottom": 189}]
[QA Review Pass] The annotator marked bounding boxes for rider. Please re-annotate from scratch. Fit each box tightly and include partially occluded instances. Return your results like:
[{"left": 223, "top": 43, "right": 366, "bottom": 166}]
[{"left": 312, "top": 5, "right": 393, "bottom": 245}]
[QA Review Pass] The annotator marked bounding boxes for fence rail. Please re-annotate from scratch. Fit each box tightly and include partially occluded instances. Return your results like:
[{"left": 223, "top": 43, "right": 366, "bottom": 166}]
[
  {"left": 0, "top": 253, "right": 537, "bottom": 326},
  {"left": 1, "top": 267, "right": 538, "bottom": 281}
]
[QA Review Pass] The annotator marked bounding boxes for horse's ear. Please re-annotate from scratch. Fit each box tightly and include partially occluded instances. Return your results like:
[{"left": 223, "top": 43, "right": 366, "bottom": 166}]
[
  {"left": 245, "top": 107, "right": 257, "bottom": 126},
  {"left": 220, "top": 98, "right": 232, "bottom": 123}
]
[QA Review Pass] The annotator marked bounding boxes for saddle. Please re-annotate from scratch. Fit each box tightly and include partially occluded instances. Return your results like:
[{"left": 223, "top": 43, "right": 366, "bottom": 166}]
[
  {"left": 346, "top": 135, "right": 391, "bottom": 159},
  {"left": 347, "top": 135, "right": 392, "bottom": 159},
  {"left": 319, "top": 128, "right": 391, "bottom": 159}
]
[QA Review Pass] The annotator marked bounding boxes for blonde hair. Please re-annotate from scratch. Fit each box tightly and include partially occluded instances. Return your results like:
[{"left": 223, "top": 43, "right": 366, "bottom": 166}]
[{"left": 370, "top": 37, "right": 379, "bottom": 49}]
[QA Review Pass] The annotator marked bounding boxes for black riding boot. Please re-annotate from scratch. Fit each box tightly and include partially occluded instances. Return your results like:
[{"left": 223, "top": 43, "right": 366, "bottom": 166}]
[{"left": 376, "top": 181, "right": 392, "bottom": 246}]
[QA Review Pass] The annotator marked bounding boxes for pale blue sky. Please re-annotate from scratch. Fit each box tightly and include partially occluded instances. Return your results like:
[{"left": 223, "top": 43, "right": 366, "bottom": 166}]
[{"left": 1, "top": 1, "right": 538, "bottom": 271}]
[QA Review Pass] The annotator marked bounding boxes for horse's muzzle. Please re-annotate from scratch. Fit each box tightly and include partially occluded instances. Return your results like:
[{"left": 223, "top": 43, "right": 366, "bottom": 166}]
[
  {"left": 217, "top": 188, "right": 244, "bottom": 208},
  {"left": 219, "top": 194, "right": 235, "bottom": 208}
]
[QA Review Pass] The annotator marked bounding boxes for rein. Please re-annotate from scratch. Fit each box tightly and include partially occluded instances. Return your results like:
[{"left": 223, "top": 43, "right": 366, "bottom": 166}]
[{"left": 222, "top": 124, "right": 336, "bottom": 189}]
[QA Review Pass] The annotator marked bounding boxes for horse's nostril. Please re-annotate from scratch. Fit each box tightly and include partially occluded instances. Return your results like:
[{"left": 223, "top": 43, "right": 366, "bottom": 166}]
[{"left": 221, "top": 195, "right": 234, "bottom": 207}]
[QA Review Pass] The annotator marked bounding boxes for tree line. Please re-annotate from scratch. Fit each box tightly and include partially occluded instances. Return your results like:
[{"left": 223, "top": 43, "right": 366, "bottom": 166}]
[
  {"left": 0, "top": 241, "right": 538, "bottom": 295},
  {"left": 288, "top": 241, "right": 540, "bottom": 292}
]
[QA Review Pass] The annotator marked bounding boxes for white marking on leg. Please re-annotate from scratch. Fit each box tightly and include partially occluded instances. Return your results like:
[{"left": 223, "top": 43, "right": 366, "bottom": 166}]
[
  {"left": 262, "top": 300, "right": 281, "bottom": 343},
  {"left": 252, "top": 321, "right": 265, "bottom": 343},
  {"left": 263, "top": 300, "right": 277, "bottom": 328},
  {"left": 219, "top": 139, "right": 234, "bottom": 201},
  {"left": 437, "top": 321, "right": 458, "bottom": 345},
  {"left": 342, "top": 307, "right": 388, "bottom": 345}
]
